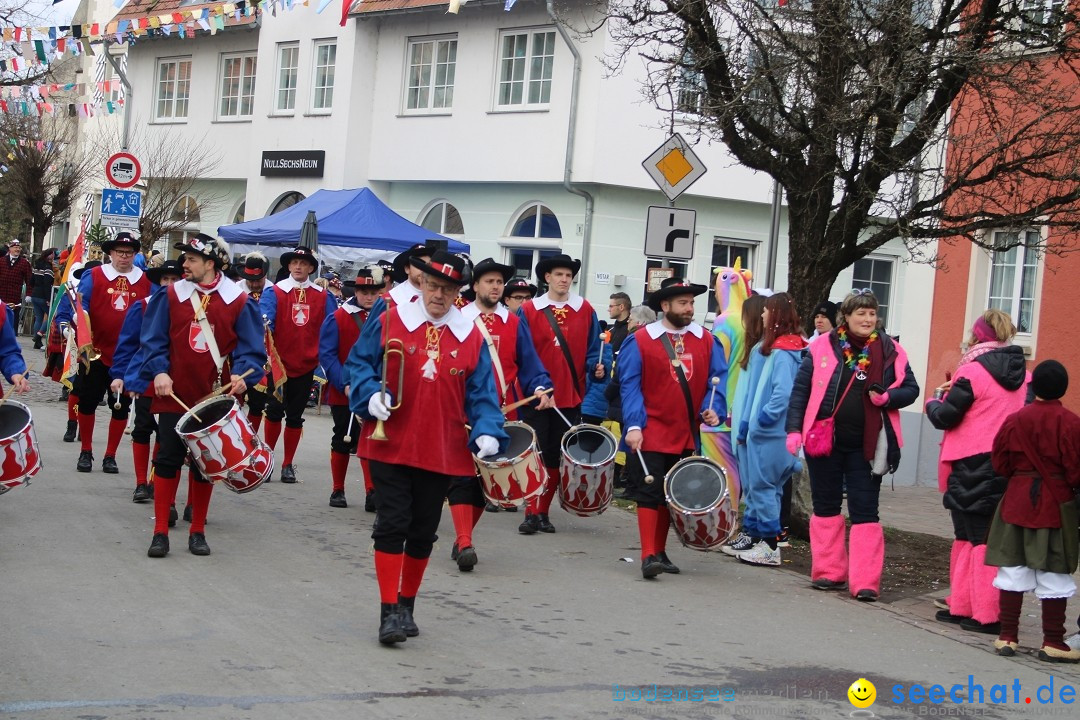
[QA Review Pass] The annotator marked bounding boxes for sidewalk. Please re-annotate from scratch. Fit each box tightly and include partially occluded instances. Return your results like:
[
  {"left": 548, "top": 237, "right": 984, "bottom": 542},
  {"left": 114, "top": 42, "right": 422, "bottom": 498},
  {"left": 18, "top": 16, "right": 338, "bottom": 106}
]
[{"left": 879, "top": 484, "right": 951, "bottom": 539}]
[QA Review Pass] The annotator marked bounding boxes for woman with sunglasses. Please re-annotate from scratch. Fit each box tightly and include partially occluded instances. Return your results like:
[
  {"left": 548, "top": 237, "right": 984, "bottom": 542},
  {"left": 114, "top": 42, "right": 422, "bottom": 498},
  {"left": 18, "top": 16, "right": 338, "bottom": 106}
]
[{"left": 786, "top": 289, "right": 920, "bottom": 601}]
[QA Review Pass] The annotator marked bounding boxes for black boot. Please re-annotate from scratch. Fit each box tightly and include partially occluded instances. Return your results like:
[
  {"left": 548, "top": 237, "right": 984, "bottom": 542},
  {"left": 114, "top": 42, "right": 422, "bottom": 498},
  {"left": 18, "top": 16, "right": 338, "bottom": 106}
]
[
  {"left": 379, "top": 603, "right": 407, "bottom": 645},
  {"left": 102, "top": 455, "right": 119, "bottom": 474},
  {"left": 329, "top": 490, "right": 347, "bottom": 508},
  {"left": 76, "top": 450, "right": 93, "bottom": 473},
  {"left": 280, "top": 464, "right": 297, "bottom": 483},
  {"left": 398, "top": 595, "right": 420, "bottom": 637},
  {"left": 188, "top": 532, "right": 211, "bottom": 556},
  {"left": 456, "top": 546, "right": 478, "bottom": 572},
  {"left": 183, "top": 504, "right": 192, "bottom": 523},
  {"left": 132, "top": 484, "right": 153, "bottom": 503},
  {"left": 518, "top": 513, "right": 540, "bottom": 535},
  {"left": 537, "top": 513, "right": 556, "bottom": 533},
  {"left": 147, "top": 533, "right": 169, "bottom": 558},
  {"left": 641, "top": 554, "right": 664, "bottom": 579},
  {"left": 365, "top": 491, "right": 377, "bottom": 513},
  {"left": 168, "top": 505, "right": 178, "bottom": 528},
  {"left": 658, "top": 552, "right": 681, "bottom": 574},
  {"left": 33, "top": 334, "right": 42, "bottom": 350},
  {"left": 63, "top": 420, "right": 77, "bottom": 443}
]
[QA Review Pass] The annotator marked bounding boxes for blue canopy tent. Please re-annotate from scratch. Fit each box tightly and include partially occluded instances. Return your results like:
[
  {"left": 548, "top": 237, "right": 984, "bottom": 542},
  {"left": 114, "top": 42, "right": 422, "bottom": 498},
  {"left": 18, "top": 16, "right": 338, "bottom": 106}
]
[{"left": 218, "top": 188, "right": 468, "bottom": 270}]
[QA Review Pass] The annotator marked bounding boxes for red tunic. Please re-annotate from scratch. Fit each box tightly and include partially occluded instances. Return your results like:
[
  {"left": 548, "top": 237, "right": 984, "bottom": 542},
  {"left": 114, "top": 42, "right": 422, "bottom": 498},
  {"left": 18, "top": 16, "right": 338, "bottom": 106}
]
[
  {"left": 461, "top": 303, "right": 523, "bottom": 410},
  {"left": 635, "top": 326, "right": 715, "bottom": 454},
  {"left": 151, "top": 283, "right": 248, "bottom": 415},
  {"left": 88, "top": 266, "right": 150, "bottom": 366},
  {"left": 522, "top": 295, "right": 594, "bottom": 408},
  {"left": 326, "top": 306, "right": 367, "bottom": 406},
  {"left": 358, "top": 305, "right": 484, "bottom": 476},
  {"left": 270, "top": 282, "right": 329, "bottom": 377}
]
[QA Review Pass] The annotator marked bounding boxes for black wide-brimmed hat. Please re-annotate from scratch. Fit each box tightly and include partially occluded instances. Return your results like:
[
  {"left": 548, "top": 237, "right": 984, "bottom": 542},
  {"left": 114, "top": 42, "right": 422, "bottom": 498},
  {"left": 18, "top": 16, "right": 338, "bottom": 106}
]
[
  {"left": 471, "top": 257, "right": 514, "bottom": 285},
  {"left": 146, "top": 259, "right": 183, "bottom": 285},
  {"left": 100, "top": 231, "right": 141, "bottom": 254},
  {"left": 344, "top": 265, "right": 385, "bottom": 290},
  {"left": 175, "top": 233, "right": 231, "bottom": 268},
  {"left": 279, "top": 245, "right": 319, "bottom": 270},
  {"left": 647, "top": 277, "right": 709, "bottom": 312},
  {"left": 409, "top": 250, "right": 468, "bottom": 285},
  {"left": 239, "top": 252, "right": 268, "bottom": 281},
  {"left": 535, "top": 253, "right": 581, "bottom": 278},
  {"left": 503, "top": 277, "right": 537, "bottom": 298},
  {"left": 392, "top": 240, "right": 447, "bottom": 283},
  {"left": 72, "top": 260, "right": 102, "bottom": 280}
]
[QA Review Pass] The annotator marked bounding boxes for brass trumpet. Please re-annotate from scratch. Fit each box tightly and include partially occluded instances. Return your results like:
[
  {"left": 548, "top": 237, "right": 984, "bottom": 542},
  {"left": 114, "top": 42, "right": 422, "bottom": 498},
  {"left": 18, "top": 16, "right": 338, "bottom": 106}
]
[{"left": 369, "top": 338, "right": 405, "bottom": 441}]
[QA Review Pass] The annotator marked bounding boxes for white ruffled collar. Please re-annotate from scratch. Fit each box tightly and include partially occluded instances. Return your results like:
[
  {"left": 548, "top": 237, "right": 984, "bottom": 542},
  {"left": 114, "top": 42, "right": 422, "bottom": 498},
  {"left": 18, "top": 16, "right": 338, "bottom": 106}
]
[
  {"left": 460, "top": 301, "right": 508, "bottom": 322},
  {"left": 172, "top": 276, "right": 243, "bottom": 304},
  {"left": 397, "top": 297, "right": 472, "bottom": 342},
  {"left": 530, "top": 292, "right": 584, "bottom": 312},
  {"left": 101, "top": 264, "right": 144, "bottom": 284},
  {"left": 645, "top": 320, "right": 703, "bottom": 339},
  {"left": 276, "top": 277, "right": 324, "bottom": 293},
  {"left": 389, "top": 281, "right": 421, "bottom": 305}
]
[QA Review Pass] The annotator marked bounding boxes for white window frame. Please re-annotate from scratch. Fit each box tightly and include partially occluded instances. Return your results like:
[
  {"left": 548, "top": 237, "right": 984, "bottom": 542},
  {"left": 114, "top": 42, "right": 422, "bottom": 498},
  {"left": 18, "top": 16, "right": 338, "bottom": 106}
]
[
  {"left": 218, "top": 51, "right": 257, "bottom": 121},
  {"left": 502, "top": 246, "right": 564, "bottom": 285},
  {"left": 987, "top": 230, "right": 1040, "bottom": 335},
  {"left": 311, "top": 39, "right": 337, "bottom": 113},
  {"left": 507, "top": 202, "right": 562, "bottom": 240},
  {"left": 852, "top": 255, "right": 897, "bottom": 332},
  {"left": 1021, "top": 0, "right": 1065, "bottom": 40},
  {"left": 494, "top": 27, "right": 556, "bottom": 110},
  {"left": 404, "top": 35, "right": 458, "bottom": 114},
  {"left": 418, "top": 200, "right": 464, "bottom": 236},
  {"left": 154, "top": 56, "right": 192, "bottom": 122},
  {"left": 274, "top": 42, "right": 300, "bottom": 115},
  {"left": 675, "top": 50, "right": 706, "bottom": 115}
]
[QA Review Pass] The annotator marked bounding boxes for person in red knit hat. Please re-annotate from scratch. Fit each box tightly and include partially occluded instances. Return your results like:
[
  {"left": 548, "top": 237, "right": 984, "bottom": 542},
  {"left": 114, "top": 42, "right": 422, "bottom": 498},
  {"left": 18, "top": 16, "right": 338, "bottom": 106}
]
[{"left": 258, "top": 245, "right": 337, "bottom": 483}]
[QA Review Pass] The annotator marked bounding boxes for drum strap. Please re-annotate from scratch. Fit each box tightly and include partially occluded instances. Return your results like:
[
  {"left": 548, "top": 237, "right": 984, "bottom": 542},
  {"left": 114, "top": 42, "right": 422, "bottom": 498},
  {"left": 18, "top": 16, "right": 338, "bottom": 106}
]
[
  {"left": 659, "top": 332, "right": 700, "bottom": 453},
  {"left": 542, "top": 307, "right": 582, "bottom": 398},
  {"left": 189, "top": 293, "right": 224, "bottom": 375},
  {"left": 474, "top": 317, "right": 508, "bottom": 401}
]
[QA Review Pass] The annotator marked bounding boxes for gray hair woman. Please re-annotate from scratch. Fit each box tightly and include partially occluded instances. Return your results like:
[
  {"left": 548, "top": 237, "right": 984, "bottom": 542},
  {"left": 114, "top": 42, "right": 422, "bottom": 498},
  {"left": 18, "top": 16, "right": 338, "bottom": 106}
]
[{"left": 628, "top": 304, "right": 656, "bottom": 331}]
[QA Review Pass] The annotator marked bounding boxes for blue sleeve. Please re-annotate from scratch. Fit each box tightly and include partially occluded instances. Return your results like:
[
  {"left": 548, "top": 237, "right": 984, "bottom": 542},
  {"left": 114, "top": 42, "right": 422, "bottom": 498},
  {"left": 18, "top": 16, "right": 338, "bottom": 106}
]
[
  {"left": 78, "top": 273, "right": 92, "bottom": 312},
  {"left": 617, "top": 332, "right": 646, "bottom": 430},
  {"left": 514, "top": 315, "right": 551, "bottom": 393},
  {"left": 347, "top": 312, "right": 385, "bottom": 419},
  {"left": 53, "top": 291, "right": 73, "bottom": 328},
  {"left": 54, "top": 279, "right": 88, "bottom": 327},
  {"left": 319, "top": 312, "right": 345, "bottom": 393},
  {"left": 700, "top": 334, "right": 730, "bottom": 416},
  {"left": 465, "top": 342, "right": 510, "bottom": 453},
  {"left": 230, "top": 298, "right": 268, "bottom": 380},
  {"left": 759, "top": 351, "right": 800, "bottom": 426},
  {"left": 585, "top": 310, "right": 601, "bottom": 370},
  {"left": 0, "top": 306, "right": 27, "bottom": 382},
  {"left": 259, "top": 286, "right": 277, "bottom": 331},
  {"left": 110, "top": 302, "right": 145, "bottom": 380},
  {"left": 325, "top": 292, "right": 338, "bottom": 319},
  {"left": 134, "top": 292, "right": 172, "bottom": 388}
]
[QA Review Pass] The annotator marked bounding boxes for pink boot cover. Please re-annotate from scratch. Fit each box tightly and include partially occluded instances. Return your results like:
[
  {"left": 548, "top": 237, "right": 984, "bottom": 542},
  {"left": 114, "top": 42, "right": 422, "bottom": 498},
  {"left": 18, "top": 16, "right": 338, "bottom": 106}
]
[
  {"left": 809, "top": 514, "right": 848, "bottom": 583},
  {"left": 848, "top": 522, "right": 885, "bottom": 598}
]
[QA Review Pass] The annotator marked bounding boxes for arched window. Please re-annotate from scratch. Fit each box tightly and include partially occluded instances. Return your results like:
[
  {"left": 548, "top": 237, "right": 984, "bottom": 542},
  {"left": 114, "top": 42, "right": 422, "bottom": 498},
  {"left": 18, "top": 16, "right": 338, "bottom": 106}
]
[
  {"left": 164, "top": 195, "right": 201, "bottom": 257},
  {"left": 233, "top": 201, "right": 246, "bottom": 225},
  {"left": 269, "top": 191, "right": 305, "bottom": 215},
  {"left": 510, "top": 203, "right": 561, "bottom": 239},
  {"left": 419, "top": 200, "right": 464, "bottom": 235}
]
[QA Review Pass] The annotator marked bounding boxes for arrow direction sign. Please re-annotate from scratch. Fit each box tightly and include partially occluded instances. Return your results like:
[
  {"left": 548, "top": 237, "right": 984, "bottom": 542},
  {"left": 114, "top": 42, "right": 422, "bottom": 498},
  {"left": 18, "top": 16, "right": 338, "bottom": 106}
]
[{"left": 644, "top": 206, "right": 696, "bottom": 260}]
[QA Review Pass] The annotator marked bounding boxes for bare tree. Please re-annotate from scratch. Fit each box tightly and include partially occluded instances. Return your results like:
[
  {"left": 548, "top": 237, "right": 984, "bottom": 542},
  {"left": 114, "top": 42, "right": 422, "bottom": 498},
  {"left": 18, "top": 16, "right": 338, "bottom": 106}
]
[
  {"left": 604, "top": 0, "right": 1080, "bottom": 319},
  {"left": 1, "top": 0, "right": 63, "bottom": 86}
]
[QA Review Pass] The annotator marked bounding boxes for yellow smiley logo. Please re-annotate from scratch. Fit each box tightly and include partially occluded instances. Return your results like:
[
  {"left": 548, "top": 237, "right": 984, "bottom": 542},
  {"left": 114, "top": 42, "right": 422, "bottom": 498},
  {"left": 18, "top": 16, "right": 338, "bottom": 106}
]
[{"left": 847, "top": 678, "right": 876, "bottom": 709}]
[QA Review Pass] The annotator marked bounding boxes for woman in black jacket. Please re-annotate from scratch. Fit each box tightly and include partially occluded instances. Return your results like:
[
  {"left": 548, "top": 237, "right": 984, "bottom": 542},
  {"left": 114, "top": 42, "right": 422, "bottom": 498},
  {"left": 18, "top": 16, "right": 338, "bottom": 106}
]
[{"left": 30, "top": 248, "right": 57, "bottom": 349}]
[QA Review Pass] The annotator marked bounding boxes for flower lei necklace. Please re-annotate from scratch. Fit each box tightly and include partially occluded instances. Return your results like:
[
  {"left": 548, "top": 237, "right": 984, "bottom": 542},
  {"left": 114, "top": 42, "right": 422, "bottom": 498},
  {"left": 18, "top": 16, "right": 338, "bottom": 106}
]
[{"left": 838, "top": 326, "right": 877, "bottom": 380}]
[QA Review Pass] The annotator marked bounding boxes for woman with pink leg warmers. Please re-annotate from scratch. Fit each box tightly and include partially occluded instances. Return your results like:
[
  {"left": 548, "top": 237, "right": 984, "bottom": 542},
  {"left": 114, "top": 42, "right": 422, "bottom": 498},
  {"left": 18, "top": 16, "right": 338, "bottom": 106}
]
[{"left": 925, "top": 310, "right": 1029, "bottom": 635}]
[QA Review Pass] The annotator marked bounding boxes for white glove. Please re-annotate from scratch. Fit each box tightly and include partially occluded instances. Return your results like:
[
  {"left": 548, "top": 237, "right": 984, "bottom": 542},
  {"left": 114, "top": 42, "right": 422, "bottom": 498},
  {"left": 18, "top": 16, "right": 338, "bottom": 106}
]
[
  {"left": 367, "top": 392, "right": 393, "bottom": 421},
  {"left": 475, "top": 435, "right": 500, "bottom": 459}
]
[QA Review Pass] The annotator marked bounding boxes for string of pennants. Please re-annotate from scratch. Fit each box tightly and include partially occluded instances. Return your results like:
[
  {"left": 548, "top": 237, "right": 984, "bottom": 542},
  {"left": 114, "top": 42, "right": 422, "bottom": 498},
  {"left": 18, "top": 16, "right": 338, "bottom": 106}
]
[{"left": 0, "top": 99, "right": 124, "bottom": 118}]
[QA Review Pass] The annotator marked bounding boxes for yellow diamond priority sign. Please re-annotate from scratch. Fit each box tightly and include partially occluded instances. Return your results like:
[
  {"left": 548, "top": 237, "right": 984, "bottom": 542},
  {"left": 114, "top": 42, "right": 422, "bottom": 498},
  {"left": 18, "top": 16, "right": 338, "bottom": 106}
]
[{"left": 643, "top": 133, "right": 707, "bottom": 201}]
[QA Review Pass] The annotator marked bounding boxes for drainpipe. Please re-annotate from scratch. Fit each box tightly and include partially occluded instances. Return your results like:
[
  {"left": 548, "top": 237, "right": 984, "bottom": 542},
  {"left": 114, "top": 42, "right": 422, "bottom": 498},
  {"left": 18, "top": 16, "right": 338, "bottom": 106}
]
[{"left": 547, "top": 0, "right": 595, "bottom": 297}]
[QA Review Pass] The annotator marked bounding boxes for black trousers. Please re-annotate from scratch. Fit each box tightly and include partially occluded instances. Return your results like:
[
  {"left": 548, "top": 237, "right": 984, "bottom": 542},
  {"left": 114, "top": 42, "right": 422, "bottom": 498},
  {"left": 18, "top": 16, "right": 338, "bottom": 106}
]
[
  {"left": 131, "top": 395, "right": 158, "bottom": 445},
  {"left": 79, "top": 359, "right": 131, "bottom": 420},
  {"left": 264, "top": 371, "right": 314, "bottom": 427},
  {"left": 805, "top": 444, "right": 881, "bottom": 524},
  {"left": 447, "top": 474, "right": 485, "bottom": 507},
  {"left": 330, "top": 404, "right": 359, "bottom": 455},
  {"left": 520, "top": 405, "right": 581, "bottom": 469},
  {"left": 626, "top": 450, "right": 687, "bottom": 508},
  {"left": 152, "top": 412, "right": 210, "bottom": 483},
  {"left": 950, "top": 508, "right": 993, "bottom": 547},
  {"left": 370, "top": 460, "right": 452, "bottom": 558},
  {"left": 247, "top": 385, "right": 268, "bottom": 419}
]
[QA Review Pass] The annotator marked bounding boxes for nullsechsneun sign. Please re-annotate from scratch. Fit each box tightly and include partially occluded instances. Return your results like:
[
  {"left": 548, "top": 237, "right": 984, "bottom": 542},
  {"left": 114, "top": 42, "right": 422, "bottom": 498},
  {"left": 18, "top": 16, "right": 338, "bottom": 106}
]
[{"left": 260, "top": 151, "right": 326, "bottom": 178}]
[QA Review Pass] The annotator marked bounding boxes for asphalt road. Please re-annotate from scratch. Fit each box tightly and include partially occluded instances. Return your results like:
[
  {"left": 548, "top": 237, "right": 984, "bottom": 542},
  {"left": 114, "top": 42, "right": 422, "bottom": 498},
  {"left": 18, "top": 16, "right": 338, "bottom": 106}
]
[{"left": 2, "top": 338, "right": 1079, "bottom": 719}]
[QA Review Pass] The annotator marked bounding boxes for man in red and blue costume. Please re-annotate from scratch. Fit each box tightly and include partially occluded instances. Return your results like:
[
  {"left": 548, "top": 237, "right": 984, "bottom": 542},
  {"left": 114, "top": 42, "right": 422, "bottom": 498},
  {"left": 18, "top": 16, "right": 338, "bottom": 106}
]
[
  {"left": 135, "top": 234, "right": 265, "bottom": 558},
  {"left": 348, "top": 250, "right": 507, "bottom": 646},
  {"left": 56, "top": 232, "right": 151, "bottom": 475},
  {"left": 318, "top": 264, "right": 383, "bottom": 510},
  {"left": 517, "top": 253, "right": 602, "bottom": 534},
  {"left": 259, "top": 245, "right": 337, "bottom": 483},
  {"left": 618, "top": 277, "right": 727, "bottom": 579}
]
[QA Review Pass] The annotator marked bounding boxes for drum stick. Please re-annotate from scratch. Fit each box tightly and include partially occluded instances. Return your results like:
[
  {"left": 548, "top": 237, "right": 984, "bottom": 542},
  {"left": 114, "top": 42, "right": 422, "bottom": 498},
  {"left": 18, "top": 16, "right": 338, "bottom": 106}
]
[
  {"left": 170, "top": 393, "right": 201, "bottom": 422},
  {"left": 708, "top": 376, "right": 720, "bottom": 412},
  {"left": 123, "top": 406, "right": 135, "bottom": 435},
  {"left": 552, "top": 406, "right": 575, "bottom": 430},
  {"left": 202, "top": 368, "right": 256, "bottom": 402},
  {"left": 0, "top": 362, "right": 32, "bottom": 407},
  {"left": 636, "top": 448, "right": 655, "bottom": 485},
  {"left": 343, "top": 414, "right": 355, "bottom": 443},
  {"left": 501, "top": 387, "right": 554, "bottom": 415},
  {"left": 113, "top": 390, "right": 122, "bottom": 411}
]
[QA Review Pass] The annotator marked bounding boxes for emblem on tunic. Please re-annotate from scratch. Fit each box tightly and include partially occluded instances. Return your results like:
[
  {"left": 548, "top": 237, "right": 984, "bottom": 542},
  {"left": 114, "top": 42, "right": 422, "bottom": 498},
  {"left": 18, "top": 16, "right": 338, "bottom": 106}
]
[
  {"left": 668, "top": 353, "right": 694, "bottom": 383},
  {"left": 291, "top": 303, "right": 310, "bottom": 326},
  {"left": 189, "top": 321, "right": 215, "bottom": 353}
]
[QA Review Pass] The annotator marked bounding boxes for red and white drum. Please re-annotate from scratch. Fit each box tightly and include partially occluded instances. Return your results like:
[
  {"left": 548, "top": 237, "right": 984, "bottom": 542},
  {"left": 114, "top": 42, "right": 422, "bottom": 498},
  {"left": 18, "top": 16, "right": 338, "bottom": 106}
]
[
  {"left": 473, "top": 421, "right": 544, "bottom": 507},
  {"left": 176, "top": 396, "right": 258, "bottom": 480},
  {"left": 664, "top": 456, "right": 736, "bottom": 551},
  {"left": 212, "top": 438, "right": 274, "bottom": 494},
  {"left": 0, "top": 400, "right": 41, "bottom": 495},
  {"left": 558, "top": 424, "right": 617, "bottom": 517}
]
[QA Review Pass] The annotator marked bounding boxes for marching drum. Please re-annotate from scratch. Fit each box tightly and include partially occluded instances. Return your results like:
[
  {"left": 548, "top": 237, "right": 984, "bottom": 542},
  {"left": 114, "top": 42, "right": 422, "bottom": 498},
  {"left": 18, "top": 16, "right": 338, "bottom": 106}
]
[
  {"left": 558, "top": 424, "right": 617, "bottom": 517},
  {"left": 0, "top": 400, "right": 42, "bottom": 495},
  {"left": 664, "top": 456, "right": 736, "bottom": 551},
  {"left": 176, "top": 396, "right": 258, "bottom": 480},
  {"left": 214, "top": 438, "right": 275, "bottom": 494},
  {"left": 472, "top": 421, "right": 545, "bottom": 507}
]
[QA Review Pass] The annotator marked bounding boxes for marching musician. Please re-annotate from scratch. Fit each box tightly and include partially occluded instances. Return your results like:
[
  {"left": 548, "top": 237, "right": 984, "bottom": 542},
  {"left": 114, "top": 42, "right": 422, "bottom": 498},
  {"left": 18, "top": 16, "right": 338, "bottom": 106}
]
[
  {"left": 110, "top": 260, "right": 184, "bottom": 505},
  {"left": 348, "top": 250, "right": 506, "bottom": 645},
  {"left": 502, "top": 277, "right": 537, "bottom": 314},
  {"left": 259, "top": 245, "right": 337, "bottom": 483},
  {"left": 56, "top": 232, "right": 151, "bottom": 475},
  {"left": 238, "top": 253, "right": 270, "bottom": 433},
  {"left": 618, "top": 278, "right": 727, "bottom": 579},
  {"left": 135, "top": 234, "right": 265, "bottom": 558},
  {"left": 318, "top": 264, "right": 383, "bottom": 510},
  {"left": 449, "top": 258, "right": 553, "bottom": 570},
  {"left": 517, "top": 254, "right": 603, "bottom": 535},
  {"left": 0, "top": 298, "right": 30, "bottom": 393}
]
